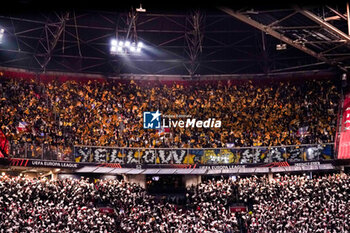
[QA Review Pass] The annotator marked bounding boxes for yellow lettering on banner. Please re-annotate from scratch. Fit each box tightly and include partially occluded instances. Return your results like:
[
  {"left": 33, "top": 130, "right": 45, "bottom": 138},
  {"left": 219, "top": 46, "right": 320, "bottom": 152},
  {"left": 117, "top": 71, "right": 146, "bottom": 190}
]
[
  {"left": 201, "top": 150, "right": 216, "bottom": 164},
  {"left": 134, "top": 151, "right": 142, "bottom": 159},
  {"left": 200, "top": 150, "right": 208, "bottom": 164},
  {"left": 220, "top": 149, "right": 235, "bottom": 163},
  {"left": 183, "top": 154, "right": 195, "bottom": 164},
  {"left": 118, "top": 151, "right": 124, "bottom": 158}
]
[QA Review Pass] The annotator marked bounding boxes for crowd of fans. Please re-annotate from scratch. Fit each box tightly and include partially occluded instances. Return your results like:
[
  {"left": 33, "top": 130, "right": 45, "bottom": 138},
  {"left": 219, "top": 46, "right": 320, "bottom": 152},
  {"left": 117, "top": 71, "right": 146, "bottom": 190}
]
[
  {"left": 238, "top": 173, "right": 350, "bottom": 232},
  {"left": 0, "top": 173, "right": 349, "bottom": 232},
  {"left": 0, "top": 77, "right": 339, "bottom": 149},
  {"left": 0, "top": 175, "right": 239, "bottom": 232}
]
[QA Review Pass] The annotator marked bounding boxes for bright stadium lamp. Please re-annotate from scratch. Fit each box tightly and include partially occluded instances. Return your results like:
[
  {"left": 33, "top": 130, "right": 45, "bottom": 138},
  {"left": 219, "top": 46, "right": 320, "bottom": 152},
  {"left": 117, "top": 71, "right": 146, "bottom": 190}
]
[
  {"left": 110, "top": 39, "right": 119, "bottom": 54},
  {"left": 137, "top": 41, "right": 143, "bottom": 48},
  {"left": 110, "top": 46, "right": 117, "bottom": 53},
  {"left": 0, "top": 28, "right": 4, "bottom": 44},
  {"left": 110, "top": 38, "right": 142, "bottom": 55},
  {"left": 136, "top": 4, "right": 146, "bottom": 12},
  {"left": 111, "top": 39, "right": 117, "bottom": 46}
]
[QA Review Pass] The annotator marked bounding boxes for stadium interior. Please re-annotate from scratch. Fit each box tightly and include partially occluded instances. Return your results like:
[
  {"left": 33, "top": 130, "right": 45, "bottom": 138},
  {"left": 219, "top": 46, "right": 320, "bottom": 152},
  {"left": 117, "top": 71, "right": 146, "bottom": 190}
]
[{"left": 1, "top": 1, "right": 350, "bottom": 232}]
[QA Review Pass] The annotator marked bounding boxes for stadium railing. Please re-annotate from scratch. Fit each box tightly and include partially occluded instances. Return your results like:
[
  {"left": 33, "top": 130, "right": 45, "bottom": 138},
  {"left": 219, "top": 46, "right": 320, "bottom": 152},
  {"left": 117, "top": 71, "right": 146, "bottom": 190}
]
[{"left": 8, "top": 142, "right": 334, "bottom": 165}]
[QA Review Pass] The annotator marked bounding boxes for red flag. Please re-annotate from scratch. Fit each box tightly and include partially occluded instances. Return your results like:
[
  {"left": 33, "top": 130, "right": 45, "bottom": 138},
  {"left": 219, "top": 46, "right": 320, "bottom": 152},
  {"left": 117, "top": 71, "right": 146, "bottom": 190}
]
[
  {"left": 16, "top": 122, "right": 29, "bottom": 133},
  {"left": 0, "top": 129, "right": 8, "bottom": 157}
]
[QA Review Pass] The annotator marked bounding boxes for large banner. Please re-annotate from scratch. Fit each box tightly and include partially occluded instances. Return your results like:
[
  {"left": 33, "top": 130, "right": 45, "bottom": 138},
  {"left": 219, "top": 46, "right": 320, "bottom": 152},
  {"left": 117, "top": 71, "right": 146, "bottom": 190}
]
[
  {"left": 338, "top": 92, "right": 350, "bottom": 159},
  {"left": 74, "top": 144, "right": 334, "bottom": 164},
  {"left": 74, "top": 147, "right": 189, "bottom": 164}
]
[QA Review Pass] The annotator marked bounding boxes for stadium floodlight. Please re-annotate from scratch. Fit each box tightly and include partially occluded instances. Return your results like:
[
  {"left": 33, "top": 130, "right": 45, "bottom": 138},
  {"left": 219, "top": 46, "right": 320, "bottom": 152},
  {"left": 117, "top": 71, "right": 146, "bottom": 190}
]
[
  {"left": 0, "top": 28, "right": 4, "bottom": 44},
  {"left": 137, "top": 42, "right": 143, "bottom": 48},
  {"left": 111, "top": 39, "right": 117, "bottom": 46},
  {"left": 276, "top": 43, "right": 287, "bottom": 50},
  {"left": 110, "top": 46, "right": 117, "bottom": 53},
  {"left": 110, "top": 38, "right": 143, "bottom": 55},
  {"left": 110, "top": 39, "right": 118, "bottom": 54},
  {"left": 136, "top": 4, "right": 146, "bottom": 12}
]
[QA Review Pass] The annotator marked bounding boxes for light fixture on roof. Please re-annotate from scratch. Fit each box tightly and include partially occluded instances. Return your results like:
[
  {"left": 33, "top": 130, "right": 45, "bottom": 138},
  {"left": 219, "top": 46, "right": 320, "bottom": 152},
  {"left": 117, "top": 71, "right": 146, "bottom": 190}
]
[
  {"left": 110, "top": 38, "right": 143, "bottom": 55},
  {"left": 276, "top": 43, "right": 287, "bottom": 50},
  {"left": 111, "top": 39, "right": 117, "bottom": 46},
  {"left": 342, "top": 73, "right": 347, "bottom": 88},
  {"left": 0, "top": 28, "right": 4, "bottom": 44},
  {"left": 110, "top": 46, "right": 117, "bottom": 53},
  {"left": 136, "top": 4, "right": 146, "bottom": 12},
  {"left": 246, "top": 9, "right": 258, "bottom": 14}
]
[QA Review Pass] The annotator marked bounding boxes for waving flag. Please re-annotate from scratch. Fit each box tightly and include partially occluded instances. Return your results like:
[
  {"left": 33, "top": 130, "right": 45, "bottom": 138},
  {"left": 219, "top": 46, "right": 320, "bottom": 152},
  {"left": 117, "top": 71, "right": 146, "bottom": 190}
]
[
  {"left": 16, "top": 122, "right": 29, "bottom": 133},
  {"left": 157, "top": 126, "right": 170, "bottom": 136},
  {"left": 297, "top": 126, "right": 309, "bottom": 137}
]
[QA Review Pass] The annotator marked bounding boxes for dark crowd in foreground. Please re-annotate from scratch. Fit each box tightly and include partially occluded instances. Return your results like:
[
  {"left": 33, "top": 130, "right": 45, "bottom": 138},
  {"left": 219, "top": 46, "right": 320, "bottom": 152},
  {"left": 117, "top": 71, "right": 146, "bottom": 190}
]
[{"left": 0, "top": 172, "right": 349, "bottom": 232}]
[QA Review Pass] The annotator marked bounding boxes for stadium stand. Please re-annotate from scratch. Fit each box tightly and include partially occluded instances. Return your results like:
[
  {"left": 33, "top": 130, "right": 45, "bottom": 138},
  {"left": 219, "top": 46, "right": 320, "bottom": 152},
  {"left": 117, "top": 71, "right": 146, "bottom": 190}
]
[
  {"left": 1, "top": 3, "right": 350, "bottom": 233},
  {"left": 0, "top": 76, "right": 340, "bottom": 150},
  {"left": 0, "top": 173, "right": 349, "bottom": 232}
]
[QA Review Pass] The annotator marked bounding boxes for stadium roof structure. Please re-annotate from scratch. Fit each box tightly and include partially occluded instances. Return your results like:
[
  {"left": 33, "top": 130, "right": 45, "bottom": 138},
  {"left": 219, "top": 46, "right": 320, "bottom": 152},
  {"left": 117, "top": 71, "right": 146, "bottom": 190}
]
[{"left": 0, "top": 2, "right": 349, "bottom": 78}]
